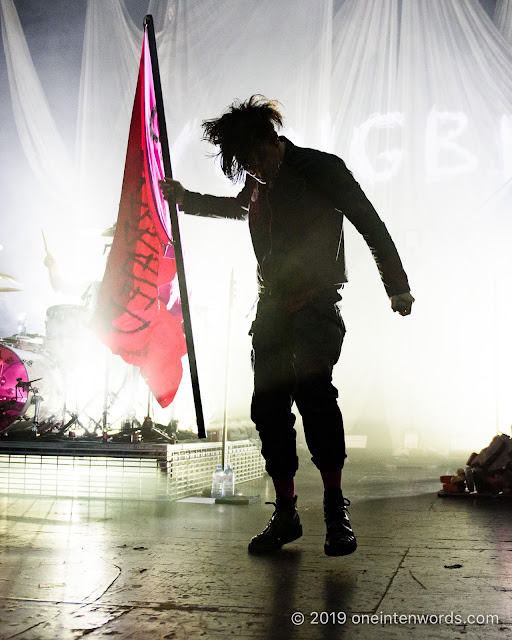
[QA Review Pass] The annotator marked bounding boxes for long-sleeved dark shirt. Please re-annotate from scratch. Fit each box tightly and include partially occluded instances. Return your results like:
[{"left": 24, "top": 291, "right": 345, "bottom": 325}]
[{"left": 181, "top": 136, "right": 410, "bottom": 299}]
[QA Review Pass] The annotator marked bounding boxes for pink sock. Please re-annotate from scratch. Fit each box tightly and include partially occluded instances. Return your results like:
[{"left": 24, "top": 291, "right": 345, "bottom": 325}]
[
  {"left": 321, "top": 470, "right": 342, "bottom": 492},
  {"left": 272, "top": 477, "right": 295, "bottom": 499}
]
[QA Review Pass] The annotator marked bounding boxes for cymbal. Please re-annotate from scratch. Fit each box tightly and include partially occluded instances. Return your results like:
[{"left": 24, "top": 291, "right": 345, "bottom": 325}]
[
  {"left": 101, "top": 223, "right": 117, "bottom": 237},
  {"left": 0, "top": 273, "right": 22, "bottom": 285},
  {"left": 0, "top": 287, "right": 21, "bottom": 293}
]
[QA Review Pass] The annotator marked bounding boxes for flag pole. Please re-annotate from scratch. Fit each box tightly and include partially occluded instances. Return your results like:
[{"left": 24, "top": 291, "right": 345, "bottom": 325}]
[{"left": 144, "top": 15, "right": 206, "bottom": 439}]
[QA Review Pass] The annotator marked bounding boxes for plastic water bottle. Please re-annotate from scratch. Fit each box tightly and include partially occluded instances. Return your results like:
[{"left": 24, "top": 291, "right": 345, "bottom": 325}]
[
  {"left": 211, "top": 465, "right": 225, "bottom": 499},
  {"left": 223, "top": 464, "right": 235, "bottom": 497},
  {"left": 17, "top": 313, "right": 27, "bottom": 336}
]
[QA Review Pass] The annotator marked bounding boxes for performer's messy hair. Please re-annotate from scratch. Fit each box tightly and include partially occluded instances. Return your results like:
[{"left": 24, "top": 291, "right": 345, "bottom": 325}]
[{"left": 202, "top": 95, "right": 283, "bottom": 182}]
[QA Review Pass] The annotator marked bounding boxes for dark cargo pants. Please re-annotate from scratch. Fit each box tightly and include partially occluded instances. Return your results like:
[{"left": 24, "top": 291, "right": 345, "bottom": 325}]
[{"left": 250, "top": 293, "right": 346, "bottom": 478}]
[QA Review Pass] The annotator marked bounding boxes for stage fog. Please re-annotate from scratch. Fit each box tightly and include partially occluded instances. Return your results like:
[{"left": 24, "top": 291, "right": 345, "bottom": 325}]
[{"left": 1, "top": 0, "right": 511, "bottom": 458}]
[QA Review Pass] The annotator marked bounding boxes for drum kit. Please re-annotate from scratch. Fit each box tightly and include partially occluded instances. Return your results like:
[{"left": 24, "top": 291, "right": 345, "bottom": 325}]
[
  {"left": 0, "top": 335, "right": 63, "bottom": 434},
  {"left": 0, "top": 242, "right": 152, "bottom": 440}
]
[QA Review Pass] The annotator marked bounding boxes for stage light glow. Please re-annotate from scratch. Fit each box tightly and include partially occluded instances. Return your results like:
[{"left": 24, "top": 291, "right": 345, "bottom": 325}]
[{"left": 1, "top": 0, "right": 512, "bottom": 458}]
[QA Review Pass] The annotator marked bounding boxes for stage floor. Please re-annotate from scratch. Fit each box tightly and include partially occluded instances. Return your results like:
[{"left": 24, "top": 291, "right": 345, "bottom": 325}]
[{"left": 0, "top": 453, "right": 510, "bottom": 640}]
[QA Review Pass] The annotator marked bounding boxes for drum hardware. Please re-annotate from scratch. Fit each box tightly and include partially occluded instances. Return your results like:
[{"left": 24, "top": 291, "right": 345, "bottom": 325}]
[
  {"left": 138, "top": 388, "right": 175, "bottom": 443},
  {"left": 0, "top": 342, "right": 63, "bottom": 434},
  {"left": 16, "top": 377, "right": 42, "bottom": 391},
  {"left": 102, "top": 349, "right": 110, "bottom": 438},
  {"left": 44, "top": 303, "right": 109, "bottom": 437},
  {"left": 96, "top": 355, "right": 144, "bottom": 440},
  {"left": 1, "top": 301, "right": 167, "bottom": 440},
  {"left": 16, "top": 377, "right": 43, "bottom": 433},
  {"left": 81, "top": 281, "right": 101, "bottom": 308},
  {"left": 58, "top": 412, "right": 94, "bottom": 437},
  {"left": 140, "top": 415, "right": 175, "bottom": 443},
  {"left": 57, "top": 384, "right": 108, "bottom": 437},
  {"left": 57, "top": 355, "right": 116, "bottom": 438},
  {"left": 55, "top": 357, "right": 133, "bottom": 439},
  {"left": 85, "top": 414, "right": 105, "bottom": 434},
  {"left": 110, "top": 417, "right": 142, "bottom": 443},
  {"left": 1, "top": 335, "right": 43, "bottom": 348},
  {"left": 0, "top": 378, "right": 46, "bottom": 436},
  {"left": 30, "top": 391, "right": 44, "bottom": 435}
]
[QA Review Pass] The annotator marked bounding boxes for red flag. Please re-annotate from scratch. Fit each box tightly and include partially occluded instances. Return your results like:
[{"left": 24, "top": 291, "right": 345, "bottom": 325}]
[{"left": 94, "top": 30, "right": 186, "bottom": 408}]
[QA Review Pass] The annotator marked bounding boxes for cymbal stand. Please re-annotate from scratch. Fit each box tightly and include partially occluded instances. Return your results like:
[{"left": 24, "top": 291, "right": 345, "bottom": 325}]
[{"left": 102, "top": 349, "right": 110, "bottom": 440}]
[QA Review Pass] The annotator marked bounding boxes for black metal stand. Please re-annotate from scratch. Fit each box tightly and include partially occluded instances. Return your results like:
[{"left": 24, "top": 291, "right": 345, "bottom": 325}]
[{"left": 144, "top": 14, "right": 206, "bottom": 439}]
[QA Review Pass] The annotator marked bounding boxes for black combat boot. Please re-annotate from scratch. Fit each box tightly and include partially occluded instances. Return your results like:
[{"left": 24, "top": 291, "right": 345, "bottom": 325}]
[
  {"left": 248, "top": 495, "right": 303, "bottom": 553},
  {"left": 323, "top": 488, "right": 357, "bottom": 556}
]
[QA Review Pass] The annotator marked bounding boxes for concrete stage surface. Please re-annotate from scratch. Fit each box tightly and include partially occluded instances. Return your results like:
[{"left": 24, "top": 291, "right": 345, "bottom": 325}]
[{"left": 0, "top": 452, "right": 510, "bottom": 640}]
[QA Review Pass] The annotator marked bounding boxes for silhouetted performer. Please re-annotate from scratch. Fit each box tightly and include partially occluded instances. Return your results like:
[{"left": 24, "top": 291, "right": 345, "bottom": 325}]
[{"left": 160, "top": 95, "right": 414, "bottom": 556}]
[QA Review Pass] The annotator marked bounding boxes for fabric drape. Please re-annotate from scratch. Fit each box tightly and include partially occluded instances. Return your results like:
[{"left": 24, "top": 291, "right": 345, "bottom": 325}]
[
  {"left": 2, "top": 0, "right": 512, "bottom": 448},
  {"left": 0, "top": 0, "right": 75, "bottom": 205}
]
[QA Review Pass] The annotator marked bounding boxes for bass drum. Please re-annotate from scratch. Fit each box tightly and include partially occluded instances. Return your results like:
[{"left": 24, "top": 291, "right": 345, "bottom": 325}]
[
  {"left": 44, "top": 304, "right": 92, "bottom": 362},
  {"left": 0, "top": 341, "right": 63, "bottom": 433}
]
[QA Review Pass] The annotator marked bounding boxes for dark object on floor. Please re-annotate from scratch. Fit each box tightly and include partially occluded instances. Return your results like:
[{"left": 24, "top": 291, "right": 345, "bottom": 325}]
[{"left": 439, "top": 433, "right": 512, "bottom": 497}]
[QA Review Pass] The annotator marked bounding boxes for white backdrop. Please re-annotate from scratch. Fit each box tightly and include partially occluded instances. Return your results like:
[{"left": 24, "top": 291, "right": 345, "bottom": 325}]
[{"left": 1, "top": 0, "right": 512, "bottom": 454}]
